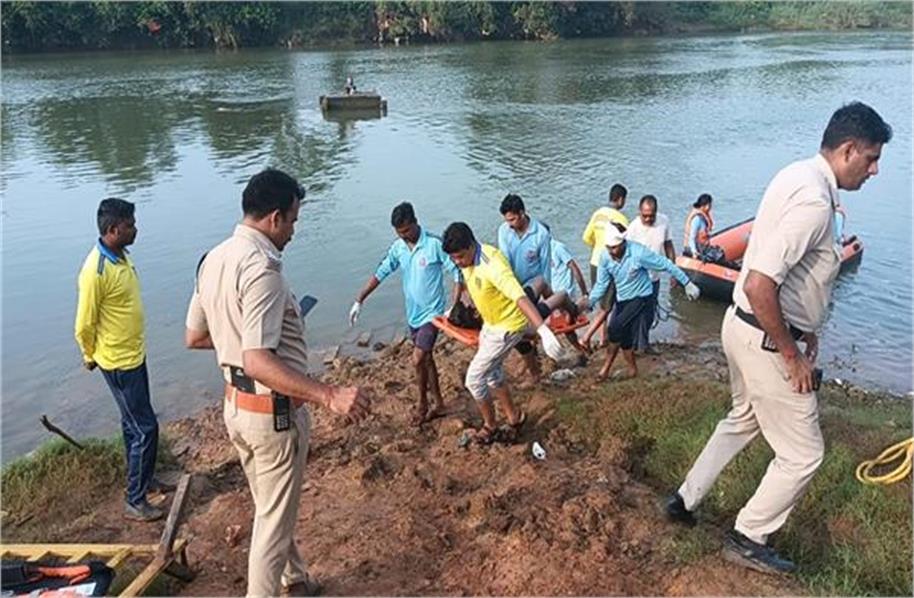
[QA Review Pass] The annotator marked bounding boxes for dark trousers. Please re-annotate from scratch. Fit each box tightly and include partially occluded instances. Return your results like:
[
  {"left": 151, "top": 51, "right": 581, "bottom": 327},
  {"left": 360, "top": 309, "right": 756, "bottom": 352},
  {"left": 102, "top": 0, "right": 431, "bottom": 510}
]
[
  {"left": 635, "top": 280, "right": 661, "bottom": 350},
  {"left": 608, "top": 295, "right": 652, "bottom": 350},
  {"left": 100, "top": 361, "right": 159, "bottom": 506}
]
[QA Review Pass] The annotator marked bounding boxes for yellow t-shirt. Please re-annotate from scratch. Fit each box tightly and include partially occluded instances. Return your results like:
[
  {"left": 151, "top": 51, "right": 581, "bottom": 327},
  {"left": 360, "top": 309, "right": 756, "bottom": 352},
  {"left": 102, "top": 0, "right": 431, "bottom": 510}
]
[
  {"left": 460, "top": 244, "right": 528, "bottom": 333},
  {"left": 582, "top": 207, "right": 629, "bottom": 266},
  {"left": 74, "top": 244, "right": 146, "bottom": 370}
]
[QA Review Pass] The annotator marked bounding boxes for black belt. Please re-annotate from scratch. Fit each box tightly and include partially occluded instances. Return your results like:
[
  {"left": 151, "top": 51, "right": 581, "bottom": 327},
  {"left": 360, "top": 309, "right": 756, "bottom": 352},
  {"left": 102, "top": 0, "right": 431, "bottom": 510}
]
[{"left": 734, "top": 306, "right": 805, "bottom": 341}]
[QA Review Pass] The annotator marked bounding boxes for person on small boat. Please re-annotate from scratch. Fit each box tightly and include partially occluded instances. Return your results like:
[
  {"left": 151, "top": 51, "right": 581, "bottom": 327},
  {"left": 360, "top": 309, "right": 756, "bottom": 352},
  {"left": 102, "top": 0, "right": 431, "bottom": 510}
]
[
  {"left": 442, "top": 222, "right": 566, "bottom": 445},
  {"left": 578, "top": 228, "right": 699, "bottom": 381},
  {"left": 345, "top": 75, "right": 357, "bottom": 95},
  {"left": 683, "top": 193, "right": 714, "bottom": 258},
  {"left": 349, "top": 202, "right": 463, "bottom": 425}
]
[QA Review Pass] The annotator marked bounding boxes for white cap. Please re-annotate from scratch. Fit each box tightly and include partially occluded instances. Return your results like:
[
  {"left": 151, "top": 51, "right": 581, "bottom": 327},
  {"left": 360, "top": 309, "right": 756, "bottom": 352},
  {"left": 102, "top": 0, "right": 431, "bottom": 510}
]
[{"left": 604, "top": 227, "right": 625, "bottom": 247}]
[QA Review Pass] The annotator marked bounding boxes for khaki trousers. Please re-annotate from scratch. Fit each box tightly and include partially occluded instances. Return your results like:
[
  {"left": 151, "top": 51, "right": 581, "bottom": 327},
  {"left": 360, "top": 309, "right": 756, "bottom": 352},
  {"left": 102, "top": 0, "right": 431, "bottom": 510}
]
[
  {"left": 224, "top": 393, "right": 311, "bottom": 597},
  {"left": 678, "top": 306, "right": 824, "bottom": 544}
]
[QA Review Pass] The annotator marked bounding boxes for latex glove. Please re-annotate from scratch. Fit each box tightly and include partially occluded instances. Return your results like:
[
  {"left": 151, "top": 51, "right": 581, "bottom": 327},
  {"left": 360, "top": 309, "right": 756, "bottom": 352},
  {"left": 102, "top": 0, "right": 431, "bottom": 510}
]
[
  {"left": 684, "top": 282, "right": 701, "bottom": 301},
  {"left": 537, "top": 324, "right": 565, "bottom": 362},
  {"left": 348, "top": 301, "right": 362, "bottom": 327}
]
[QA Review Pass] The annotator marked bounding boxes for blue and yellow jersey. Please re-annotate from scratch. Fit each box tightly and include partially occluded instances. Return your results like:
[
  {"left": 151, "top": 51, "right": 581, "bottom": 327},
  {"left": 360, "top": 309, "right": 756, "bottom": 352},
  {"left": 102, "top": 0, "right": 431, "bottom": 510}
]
[{"left": 74, "top": 240, "right": 146, "bottom": 370}]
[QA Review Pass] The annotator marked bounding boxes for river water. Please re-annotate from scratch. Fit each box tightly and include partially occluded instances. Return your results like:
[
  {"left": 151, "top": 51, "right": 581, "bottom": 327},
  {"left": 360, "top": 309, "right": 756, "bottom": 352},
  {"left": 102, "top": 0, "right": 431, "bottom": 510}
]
[{"left": 2, "top": 31, "right": 911, "bottom": 460}]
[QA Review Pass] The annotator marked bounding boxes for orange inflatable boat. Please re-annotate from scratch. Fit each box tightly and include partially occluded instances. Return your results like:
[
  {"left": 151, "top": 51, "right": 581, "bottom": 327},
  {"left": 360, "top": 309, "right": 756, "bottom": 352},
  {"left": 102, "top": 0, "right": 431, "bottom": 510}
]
[
  {"left": 432, "top": 312, "right": 589, "bottom": 348},
  {"left": 675, "top": 217, "right": 864, "bottom": 301}
]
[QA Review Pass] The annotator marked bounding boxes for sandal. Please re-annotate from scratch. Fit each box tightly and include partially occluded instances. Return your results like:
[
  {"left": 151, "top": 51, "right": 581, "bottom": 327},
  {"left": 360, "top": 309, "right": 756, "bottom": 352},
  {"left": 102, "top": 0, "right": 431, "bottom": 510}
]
[
  {"left": 474, "top": 424, "right": 497, "bottom": 446},
  {"left": 498, "top": 411, "right": 528, "bottom": 444}
]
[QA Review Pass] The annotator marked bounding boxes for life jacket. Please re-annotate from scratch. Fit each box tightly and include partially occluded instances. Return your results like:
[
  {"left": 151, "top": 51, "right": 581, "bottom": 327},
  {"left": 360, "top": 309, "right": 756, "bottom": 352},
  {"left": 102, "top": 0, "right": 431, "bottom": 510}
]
[{"left": 683, "top": 208, "right": 714, "bottom": 251}]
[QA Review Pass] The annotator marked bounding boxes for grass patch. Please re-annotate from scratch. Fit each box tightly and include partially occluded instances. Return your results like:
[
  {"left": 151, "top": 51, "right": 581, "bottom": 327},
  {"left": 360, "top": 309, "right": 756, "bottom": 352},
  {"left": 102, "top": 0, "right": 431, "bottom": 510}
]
[
  {"left": 557, "top": 376, "right": 913, "bottom": 596},
  {"left": 1, "top": 435, "right": 177, "bottom": 542}
]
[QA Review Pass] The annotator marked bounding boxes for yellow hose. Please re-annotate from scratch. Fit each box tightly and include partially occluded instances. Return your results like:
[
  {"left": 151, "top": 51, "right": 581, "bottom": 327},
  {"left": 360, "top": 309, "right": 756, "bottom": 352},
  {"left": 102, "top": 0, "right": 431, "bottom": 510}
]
[{"left": 855, "top": 438, "right": 913, "bottom": 485}]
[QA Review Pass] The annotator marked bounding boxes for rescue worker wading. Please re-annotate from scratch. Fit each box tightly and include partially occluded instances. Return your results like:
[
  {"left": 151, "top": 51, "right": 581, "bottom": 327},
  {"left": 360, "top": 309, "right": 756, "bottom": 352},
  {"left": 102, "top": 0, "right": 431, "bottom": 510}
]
[{"left": 185, "top": 169, "right": 370, "bottom": 597}]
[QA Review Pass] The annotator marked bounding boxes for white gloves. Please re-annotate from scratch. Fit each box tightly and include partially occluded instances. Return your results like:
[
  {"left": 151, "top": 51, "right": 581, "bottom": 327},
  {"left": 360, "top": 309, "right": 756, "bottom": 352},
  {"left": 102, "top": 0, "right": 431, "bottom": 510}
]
[
  {"left": 537, "top": 324, "right": 565, "bottom": 361},
  {"left": 348, "top": 301, "right": 362, "bottom": 326},
  {"left": 684, "top": 281, "right": 701, "bottom": 301}
]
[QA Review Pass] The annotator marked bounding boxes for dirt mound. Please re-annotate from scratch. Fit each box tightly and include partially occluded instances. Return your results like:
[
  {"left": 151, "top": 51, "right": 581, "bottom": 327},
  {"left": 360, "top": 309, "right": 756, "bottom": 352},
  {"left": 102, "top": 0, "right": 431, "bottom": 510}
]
[{"left": 165, "top": 340, "right": 800, "bottom": 596}]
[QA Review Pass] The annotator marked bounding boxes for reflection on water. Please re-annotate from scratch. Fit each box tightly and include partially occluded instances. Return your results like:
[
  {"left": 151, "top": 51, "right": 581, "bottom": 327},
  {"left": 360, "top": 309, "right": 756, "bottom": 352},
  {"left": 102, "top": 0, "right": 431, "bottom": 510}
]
[{"left": 2, "top": 32, "right": 912, "bottom": 460}]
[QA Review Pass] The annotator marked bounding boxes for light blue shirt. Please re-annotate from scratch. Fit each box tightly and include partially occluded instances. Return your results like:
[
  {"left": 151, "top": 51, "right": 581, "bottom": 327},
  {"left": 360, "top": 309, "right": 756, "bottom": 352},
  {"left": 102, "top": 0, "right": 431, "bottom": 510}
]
[
  {"left": 374, "top": 228, "right": 461, "bottom": 328},
  {"left": 688, "top": 216, "right": 708, "bottom": 255},
  {"left": 589, "top": 241, "right": 690, "bottom": 308},
  {"left": 497, "top": 217, "right": 551, "bottom": 287},
  {"left": 550, "top": 239, "right": 578, "bottom": 298}
]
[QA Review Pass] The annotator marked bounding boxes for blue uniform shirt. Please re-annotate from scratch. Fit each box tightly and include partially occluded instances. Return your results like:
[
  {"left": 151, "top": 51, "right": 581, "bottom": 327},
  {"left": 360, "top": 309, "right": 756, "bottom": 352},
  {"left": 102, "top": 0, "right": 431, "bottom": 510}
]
[
  {"left": 589, "top": 241, "right": 690, "bottom": 308},
  {"left": 497, "top": 217, "right": 552, "bottom": 287},
  {"left": 550, "top": 239, "right": 578, "bottom": 298},
  {"left": 374, "top": 228, "right": 461, "bottom": 328}
]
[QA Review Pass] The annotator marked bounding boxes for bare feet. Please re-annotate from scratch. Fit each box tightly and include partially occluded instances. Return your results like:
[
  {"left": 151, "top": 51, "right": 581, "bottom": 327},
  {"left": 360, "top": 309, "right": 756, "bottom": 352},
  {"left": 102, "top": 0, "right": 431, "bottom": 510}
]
[{"left": 412, "top": 401, "right": 446, "bottom": 425}]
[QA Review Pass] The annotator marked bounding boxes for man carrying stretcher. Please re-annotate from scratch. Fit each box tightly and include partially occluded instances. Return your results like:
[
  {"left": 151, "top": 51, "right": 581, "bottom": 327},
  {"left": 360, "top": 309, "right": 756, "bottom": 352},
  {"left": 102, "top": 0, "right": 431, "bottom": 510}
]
[{"left": 442, "top": 222, "right": 566, "bottom": 445}]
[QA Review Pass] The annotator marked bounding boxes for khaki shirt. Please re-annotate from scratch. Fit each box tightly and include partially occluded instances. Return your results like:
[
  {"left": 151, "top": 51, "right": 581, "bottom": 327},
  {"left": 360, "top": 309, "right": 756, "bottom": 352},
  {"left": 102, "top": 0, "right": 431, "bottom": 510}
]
[
  {"left": 734, "top": 153, "right": 841, "bottom": 333},
  {"left": 186, "top": 224, "right": 307, "bottom": 394}
]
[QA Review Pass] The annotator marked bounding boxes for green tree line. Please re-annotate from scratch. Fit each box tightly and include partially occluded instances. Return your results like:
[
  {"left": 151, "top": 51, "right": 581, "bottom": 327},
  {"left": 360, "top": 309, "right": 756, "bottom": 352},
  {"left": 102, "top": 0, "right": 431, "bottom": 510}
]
[{"left": 2, "top": 1, "right": 911, "bottom": 52}]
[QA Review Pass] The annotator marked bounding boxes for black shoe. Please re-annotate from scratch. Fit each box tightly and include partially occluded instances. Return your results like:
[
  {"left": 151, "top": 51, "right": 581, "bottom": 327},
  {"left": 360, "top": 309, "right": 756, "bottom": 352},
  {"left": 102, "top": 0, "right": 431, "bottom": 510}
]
[
  {"left": 722, "top": 529, "right": 796, "bottom": 575},
  {"left": 663, "top": 492, "right": 696, "bottom": 527}
]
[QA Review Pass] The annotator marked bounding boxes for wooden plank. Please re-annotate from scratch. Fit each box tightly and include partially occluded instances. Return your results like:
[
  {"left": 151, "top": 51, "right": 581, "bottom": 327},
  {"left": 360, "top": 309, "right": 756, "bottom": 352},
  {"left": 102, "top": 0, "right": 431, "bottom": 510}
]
[
  {"left": 66, "top": 550, "right": 92, "bottom": 563},
  {"left": 1, "top": 544, "right": 158, "bottom": 556},
  {"left": 155, "top": 474, "right": 191, "bottom": 561},
  {"left": 119, "top": 557, "right": 170, "bottom": 597},
  {"left": 106, "top": 547, "right": 133, "bottom": 568},
  {"left": 26, "top": 551, "right": 49, "bottom": 562}
]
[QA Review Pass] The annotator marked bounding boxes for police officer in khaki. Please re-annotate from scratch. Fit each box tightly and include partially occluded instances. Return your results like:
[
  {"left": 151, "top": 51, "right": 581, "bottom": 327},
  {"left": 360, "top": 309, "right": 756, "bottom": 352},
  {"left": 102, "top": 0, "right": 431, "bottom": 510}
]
[
  {"left": 664, "top": 102, "right": 892, "bottom": 574},
  {"left": 185, "top": 168, "right": 370, "bottom": 597}
]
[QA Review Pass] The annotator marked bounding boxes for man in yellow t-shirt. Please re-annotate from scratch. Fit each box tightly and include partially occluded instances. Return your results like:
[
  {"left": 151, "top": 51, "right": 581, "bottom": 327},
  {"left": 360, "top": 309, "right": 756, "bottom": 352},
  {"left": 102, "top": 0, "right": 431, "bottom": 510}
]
[
  {"left": 582, "top": 183, "right": 629, "bottom": 283},
  {"left": 581, "top": 183, "right": 629, "bottom": 347},
  {"left": 442, "top": 222, "right": 565, "bottom": 445},
  {"left": 75, "top": 198, "right": 168, "bottom": 522}
]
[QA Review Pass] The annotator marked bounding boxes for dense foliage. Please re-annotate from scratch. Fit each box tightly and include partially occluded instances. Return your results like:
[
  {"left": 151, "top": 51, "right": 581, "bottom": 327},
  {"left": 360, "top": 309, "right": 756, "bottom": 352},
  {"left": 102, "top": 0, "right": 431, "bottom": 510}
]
[{"left": 1, "top": 1, "right": 911, "bottom": 52}]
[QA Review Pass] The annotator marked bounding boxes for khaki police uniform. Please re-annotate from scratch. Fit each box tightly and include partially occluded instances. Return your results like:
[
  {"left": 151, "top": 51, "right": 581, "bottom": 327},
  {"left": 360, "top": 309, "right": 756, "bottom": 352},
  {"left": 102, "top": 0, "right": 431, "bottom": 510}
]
[
  {"left": 678, "top": 153, "right": 841, "bottom": 545},
  {"left": 186, "top": 224, "right": 311, "bottom": 597}
]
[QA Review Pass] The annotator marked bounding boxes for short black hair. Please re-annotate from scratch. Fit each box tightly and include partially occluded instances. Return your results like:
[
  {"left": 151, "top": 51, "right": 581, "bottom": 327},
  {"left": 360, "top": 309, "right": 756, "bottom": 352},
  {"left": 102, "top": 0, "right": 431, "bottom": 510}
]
[
  {"left": 693, "top": 193, "right": 713, "bottom": 209},
  {"left": 499, "top": 194, "right": 525, "bottom": 215},
  {"left": 390, "top": 202, "right": 416, "bottom": 227},
  {"left": 242, "top": 168, "right": 305, "bottom": 219},
  {"left": 821, "top": 102, "right": 892, "bottom": 150},
  {"left": 609, "top": 183, "right": 627, "bottom": 204},
  {"left": 97, "top": 198, "right": 134, "bottom": 235},
  {"left": 639, "top": 194, "right": 657, "bottom": 210},
  {"left": 442, "top": 222, "right": 476, "bottom": 253}
]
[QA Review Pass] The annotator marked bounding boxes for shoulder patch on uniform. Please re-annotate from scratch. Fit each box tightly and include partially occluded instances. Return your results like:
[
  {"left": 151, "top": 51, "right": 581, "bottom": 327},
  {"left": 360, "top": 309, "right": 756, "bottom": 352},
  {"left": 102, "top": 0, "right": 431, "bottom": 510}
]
[
  {"left": 479, "top": 251, "right": 490, "bottom": 265},
  {"left": 96, "top": 252, "right": 106, "bottom": 275}
]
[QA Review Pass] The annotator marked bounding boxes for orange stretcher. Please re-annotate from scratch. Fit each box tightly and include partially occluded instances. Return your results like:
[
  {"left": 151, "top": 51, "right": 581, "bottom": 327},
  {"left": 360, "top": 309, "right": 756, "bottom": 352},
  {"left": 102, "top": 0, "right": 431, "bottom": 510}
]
[{"left": 431, "top": 312, "right": 589, "bottom": 348}]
